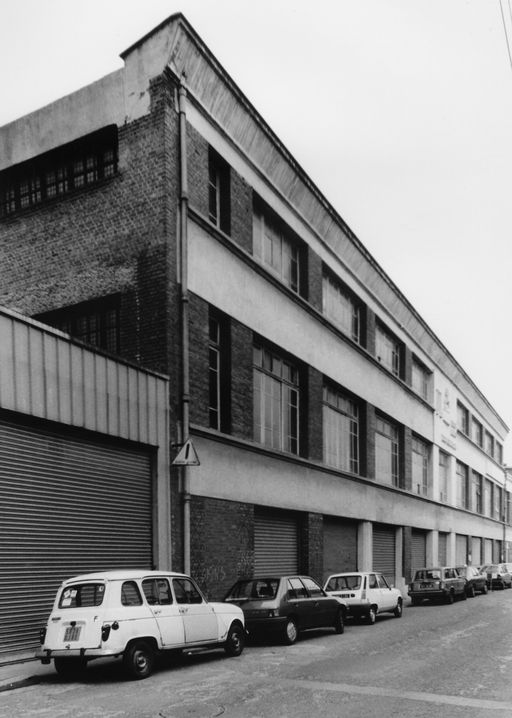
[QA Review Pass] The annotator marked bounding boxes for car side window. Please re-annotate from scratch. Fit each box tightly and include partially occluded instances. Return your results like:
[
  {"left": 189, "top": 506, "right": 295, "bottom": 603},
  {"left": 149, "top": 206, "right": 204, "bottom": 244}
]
[
  {"left": 173, "top": 578, "right": 203, "bottom": 604},
  {"left": 142, "top": 578, "right": 172, "bottom": 605},
  {"left": 377, "top": 574, "right": 389, "bottom": 589},
  {"left": 121, "top": 581, "right": 143, "bottom": 606},
  {"left": 368, "top": 574, "right": 378, "bottom": 589},
  {"left": 301, "top": 577, "right": 323, "bottom": 597},
  {"left": 287, "top": 577, "right": 308, "bottom": 599}
]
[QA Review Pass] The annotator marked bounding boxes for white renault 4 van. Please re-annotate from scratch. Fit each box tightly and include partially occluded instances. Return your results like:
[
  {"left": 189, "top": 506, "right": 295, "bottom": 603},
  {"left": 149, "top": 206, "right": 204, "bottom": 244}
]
[{"left": 36, "top": 570, "right": 245, "bottom": 679}]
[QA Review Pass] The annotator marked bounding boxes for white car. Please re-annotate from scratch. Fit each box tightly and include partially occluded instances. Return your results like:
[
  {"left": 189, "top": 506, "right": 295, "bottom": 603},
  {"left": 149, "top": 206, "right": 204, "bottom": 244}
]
[
  {"left": 36, "top": 570, "right": 245, "bottom": 679},
  {"left": 323, "top": 571, "right": 403, "bottom": 624}
]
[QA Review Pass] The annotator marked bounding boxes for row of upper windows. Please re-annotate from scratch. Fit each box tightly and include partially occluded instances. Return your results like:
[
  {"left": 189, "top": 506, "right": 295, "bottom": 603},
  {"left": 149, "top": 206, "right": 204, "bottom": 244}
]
[
  {"left": 452, "top": 457, "right": 506, "bottom": 520},
  {"left": 457, "top": 400, "right": 503, "bottom": 465},
  {"left": 207, "top": 148, "right": 432, "bottom": 404}
]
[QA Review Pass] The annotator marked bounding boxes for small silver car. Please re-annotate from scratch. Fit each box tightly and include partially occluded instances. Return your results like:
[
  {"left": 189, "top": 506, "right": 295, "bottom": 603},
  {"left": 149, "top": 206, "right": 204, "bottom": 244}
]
[
  {"left": 36, "top": 570, "right": 245, "bottom": 680},
  {"left": 323, "top": 571, "right": 403, "bottom": 624},
  {"left": 408, "top": 567, "right": 466, "bottom": 605}
]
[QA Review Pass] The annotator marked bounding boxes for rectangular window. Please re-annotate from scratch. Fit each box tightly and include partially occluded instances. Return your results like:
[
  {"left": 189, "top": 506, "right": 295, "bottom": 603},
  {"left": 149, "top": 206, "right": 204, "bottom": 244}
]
[
  {"left": 208, "top": 310, "right": 230, "bottom": 433},
  {"left": 0, "top": 126, "right": 118, "bottom": 218},
  {"left": 472, "top": 471, "right": 482, "bottom": 514},
  {"left": 496, "top": 442, "right": 503, "bottom": 465},
  {"left": 35, "top": 296, "right": 120, "bottom": 353},
  {"left": 484, "top": 479, "right": 492, "bottom": 517},
  {"left": 471, "top": 418, "right": 483, "bottom": 447},
  {"left": 439, "top": 451, "right": 449, "bottom": 503},
  {"left": 375, "top": 324, "right": 402, "bottom": 378},
  {"left": 323, "top": 385, "right": 359, "bottom": 473},
  {"left": 253, "top": 345, "right": 299, "bottom": 454},
  {"left": 457, "top": 401, "right": 469, "bottom": 435},
  {"left": 456, "top": 461, "right": 469, "bottom": 509},
  {"left": 412, "top": 436, "right": 430, "bottom": 496},
  {"left": 253, "top": 205, "right": 300, "bottom": 293},
  {"left": 494, "top": 485, "right": 502, "bottom": 520},
  {"left": 322, "top": 274, "right": 360, "bottom": 342},
  {"left": 208, "top": 148, "right": 230, "bottom": 234},
  {"left": 411, "top": 358, "right": 430, "bottom": 400},
  {"left": 484, "top": 431, "right": 494, "bottom": 457},
  {"left": 375, "top": 415, "right": 400, "bottom": 487}
]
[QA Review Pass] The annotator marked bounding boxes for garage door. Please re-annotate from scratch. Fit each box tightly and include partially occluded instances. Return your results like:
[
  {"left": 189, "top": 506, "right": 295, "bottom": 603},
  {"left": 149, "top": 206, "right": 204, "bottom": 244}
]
[
  {"left": 472, "top": 537, "right": 482, "bottom": 566},
  {"left": 323, "top": 517, "right": 358, "bottom": 580},
  {"left": 484, "top": 539, "right": 493, "bottom": 563},
  {"left": 456, "top": 535, "right": 467, "bottom": 565},
  {"left": 373, "top": 524, "right": 396, "bottom": 584},
  {"left": 0, "top": 418, "right": 153, "bottom": 656},
  {"left": 254, "top": 510, "right": 298, "bottom": 575},
  {"left": 411, "top": 530, "right": 427, "bottom": 574}
]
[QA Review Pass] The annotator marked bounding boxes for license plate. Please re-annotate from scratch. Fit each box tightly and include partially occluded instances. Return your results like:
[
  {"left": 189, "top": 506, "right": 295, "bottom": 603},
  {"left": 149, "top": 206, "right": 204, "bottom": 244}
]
[
  {"left": 421, "top": 582, "right": 433, "bottom": 588},
  {"left": 64, "top": 626, "right": 81, "bottom": 641}
]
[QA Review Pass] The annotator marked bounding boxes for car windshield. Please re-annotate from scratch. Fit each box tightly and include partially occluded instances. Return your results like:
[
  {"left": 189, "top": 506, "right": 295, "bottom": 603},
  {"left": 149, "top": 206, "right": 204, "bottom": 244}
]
[
  {"left": 59, "top": 582, "right": 105, "bottom": 608},
  {"left": 326, "top": 575, "right": 362, "bottom": 591},
  {"left": 414, "top": 569, "right": 441, "bottom": 581},
  {"left": 226, "top": 579, "right": 279, "bottom": 600}
]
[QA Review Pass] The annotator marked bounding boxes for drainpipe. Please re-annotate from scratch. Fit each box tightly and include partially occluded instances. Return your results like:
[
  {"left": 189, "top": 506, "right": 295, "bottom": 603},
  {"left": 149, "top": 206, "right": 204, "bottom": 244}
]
[{"left": 178, "top": 75, "right": 191, "bottom": 574}]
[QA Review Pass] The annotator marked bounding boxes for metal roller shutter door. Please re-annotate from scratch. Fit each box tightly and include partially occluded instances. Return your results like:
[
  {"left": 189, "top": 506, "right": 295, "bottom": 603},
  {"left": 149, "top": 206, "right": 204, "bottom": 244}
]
[
  {"left": 472, "top": 537, "right": 482, "bottom": 566},
  {"left": 372, "top": 524, "right": 396, "bottom": 584},
  {"left": 411, "top": 530, "right": 427, "bottom": 573},
  {"left": 254, "top": 511, "right": 298, "bottom": 575},
  {"left": 456, "top": 535, "right": 467, "bottom": 565},
  {"left": 438, "top": 533, "right": 448, "bottom": 565},
  {"left": 323, "top": 518, "right": 358, "bottom": 579},
  {"left": 0, "top": 418, "right": 153, "bottom": 656}
]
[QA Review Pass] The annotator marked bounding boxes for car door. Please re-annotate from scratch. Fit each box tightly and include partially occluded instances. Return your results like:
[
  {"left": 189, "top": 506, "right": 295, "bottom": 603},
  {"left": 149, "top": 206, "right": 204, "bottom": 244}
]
[
  {"left": 301, "top": 576, "right": 333, "bottom": 628},
  {"left": 367, "top": 573, "right": 381, "bottom": 612},
  {"left": 172, "top": 577, "right": 218, "bottom": 644},
  {"left": 141, "top": 577, "right": 185, "bottom": 646},
  {"left": 376, "top": 573, "right": 395, "bottom": 611},
  {"left": 287, "top": 577, "right": 314, "bottom": 627}
]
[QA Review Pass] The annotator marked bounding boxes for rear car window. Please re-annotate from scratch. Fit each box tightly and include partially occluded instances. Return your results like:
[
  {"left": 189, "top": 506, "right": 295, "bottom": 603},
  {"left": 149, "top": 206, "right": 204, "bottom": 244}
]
[
  {"left": 59, "top": 583, "right": 105, "bottom": 608},
  {"left": 226, "top": 579, "right": 279, "bottom": 600},
  {"left": 301, "top": 577, "right": 323, "bottom": 597},
  {"left": 326, "top": 575, "right": 362, "bottom": 591},
  {"left": 414, "top": 569, "right": 441, "bottom": 581}
]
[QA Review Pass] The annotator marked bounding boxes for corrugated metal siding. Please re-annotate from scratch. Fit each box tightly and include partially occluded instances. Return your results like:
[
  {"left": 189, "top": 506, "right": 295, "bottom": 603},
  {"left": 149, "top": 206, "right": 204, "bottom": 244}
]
[
  {"left": 372, "top": 525, "right": 396, "bottom": 584},
  {"left": 0, "top": 418, "right": 152, "bottom": 655},
  {"left": 254, "top": 511, "right": 298, "bottom": 575},
  {"left": 323, "top": 518, "right": 358, "bottom": 580}
]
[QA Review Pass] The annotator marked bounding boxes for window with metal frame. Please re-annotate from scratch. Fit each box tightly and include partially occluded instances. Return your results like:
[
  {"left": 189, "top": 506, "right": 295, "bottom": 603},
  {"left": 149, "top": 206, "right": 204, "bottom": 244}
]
[
  {"left": 253, "top": 206, "right": 300, "bottom": 293},
  {"left": 412, "top": 436, "right": 430, "bottom": 496},
  {"left": 456, "top": 461, "right": 469, "bottom": 509},
  {"left": 411, "top": 358, "right": 430, "bottom": 400},
  {"left": 322, "top": 273, "right": 361, "bottom": 343},
  {"left": 208, "top": 148, "right": 230, "bottom": 234},
  {"left": 375, "top": 415, "right": 400, "bottom": 487},
  {"left": 253, "top": 345, "right": 299, "bottom": 454},
  {"left": 438, "top": 451, "right": 449, "bottom": 503},
  {"left": 208, "top": 310, "right": 230, "bottom": 432},
  {"left": 457, "top": 401, "right": 469, "bottom": 435},
  {"left": 322, "top": 385, "right": 359, "bottom": 473},
  {"left": 375, "top": 324, "right": 402, "bottom": 378},
  {"left": 472, "top": 471, "right": 482, "bottom": 514}
]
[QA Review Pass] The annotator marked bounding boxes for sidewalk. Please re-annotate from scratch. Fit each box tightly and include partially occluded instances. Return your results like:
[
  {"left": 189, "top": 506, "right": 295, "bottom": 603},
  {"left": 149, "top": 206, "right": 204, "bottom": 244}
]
[{"left": 0, "top": 653, "right": 54, "bottom": 692}]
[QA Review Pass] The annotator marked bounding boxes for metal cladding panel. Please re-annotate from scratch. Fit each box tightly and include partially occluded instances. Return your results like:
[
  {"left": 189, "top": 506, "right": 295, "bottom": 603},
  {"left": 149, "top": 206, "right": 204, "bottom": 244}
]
[
  {"left": 323, "top": 518, "right": 358, "bottom": 579},
  {"left": 0, "top": 418, "right": 153, "bottom": 655},
  {"left": 411, "top": 531, "right": 427, "bottom": 573},
  {"left": 456, "top": 534, "right": 468, "bottom": 565},
  {"left": 372, "top": 525, "right": 396, "bottom": 585},
  {"left": 254, "top": 511, "right": 298, "bottom": 576}
]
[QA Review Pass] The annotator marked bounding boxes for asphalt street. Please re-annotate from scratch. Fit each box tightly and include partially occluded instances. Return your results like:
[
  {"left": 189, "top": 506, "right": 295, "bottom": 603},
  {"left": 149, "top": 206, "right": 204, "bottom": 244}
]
[{"left": 3, "top": 590, "right": 512, "bottom": 717}]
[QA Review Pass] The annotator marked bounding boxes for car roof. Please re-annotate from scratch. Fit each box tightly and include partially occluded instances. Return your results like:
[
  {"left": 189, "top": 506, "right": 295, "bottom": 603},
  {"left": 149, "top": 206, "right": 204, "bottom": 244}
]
[{"left": 61, "top": 570, "right": 190, "bottom": 584}]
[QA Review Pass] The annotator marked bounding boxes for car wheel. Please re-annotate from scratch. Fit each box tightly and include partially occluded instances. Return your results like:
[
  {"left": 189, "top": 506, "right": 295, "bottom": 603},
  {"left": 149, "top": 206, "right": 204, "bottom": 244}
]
[
  {"left": 467, "top": 584, "right": 475, "bottom": 598},
  {"left": 445, "top": 591, "right": 454, "bottom": 604},
  {"left": 393, "top": 599, "right": 403, "bottom": 617},
  {"left": 481, "top": 583, "right": 488, "bottom": 595},
  {"left": 224, "top": 623, "right": 245, "bottom": 657},
  {"left": 54, "top": 657, "right": 87, "bottom": 680},
  {"left": 283, "top": 617, "right": 299, "bottom": 645},
  {"left": 123, "top": 640, "right": 155, "bottom": 680},
  {"left": 366, "top": 607, "right": 377, "bottom": 625},
  {"left": 333, "top": 609, "right": 344, "bottom": 634}
]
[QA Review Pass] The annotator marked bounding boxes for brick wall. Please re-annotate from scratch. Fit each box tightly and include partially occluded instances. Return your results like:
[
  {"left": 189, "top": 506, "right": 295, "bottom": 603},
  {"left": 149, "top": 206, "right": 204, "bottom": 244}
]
[
  {"left": 307, "top": 247, "right": 323, "bottom": 310},
  {"left": 364, "top": 403, "right": 376, "bottom": 480},
  {"left": 190, "top": 496, "right": 254, "bottom": 600},
  {"left": 300, "top": 513, "right": 324, "bottom": 583},
  {"left": 305, "top": 367, "right": 323, "bottom": 462},
  {"left": 189, "top": 293, "right": 210, "bottom": 427},
  {"left": 230, "top": 319, "right": 254, "bottom": 440}
]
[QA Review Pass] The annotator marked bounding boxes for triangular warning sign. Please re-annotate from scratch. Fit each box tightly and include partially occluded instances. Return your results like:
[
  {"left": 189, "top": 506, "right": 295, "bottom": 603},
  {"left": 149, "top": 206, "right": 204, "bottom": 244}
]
[{"left": 172, "top": 439, "right": 200, "bottom": 466}]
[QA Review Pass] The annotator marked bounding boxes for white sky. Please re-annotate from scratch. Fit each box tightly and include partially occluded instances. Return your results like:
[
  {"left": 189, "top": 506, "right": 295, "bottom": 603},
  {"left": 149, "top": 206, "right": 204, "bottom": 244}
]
[{"left": 2, "top": 0, "right": 512, "bottom": 459}]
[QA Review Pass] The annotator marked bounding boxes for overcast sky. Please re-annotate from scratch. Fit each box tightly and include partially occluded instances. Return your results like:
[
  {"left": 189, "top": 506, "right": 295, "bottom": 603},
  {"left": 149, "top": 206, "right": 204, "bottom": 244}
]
[{"left": 2, "top": 0, "right": 512, "bottom": 458}]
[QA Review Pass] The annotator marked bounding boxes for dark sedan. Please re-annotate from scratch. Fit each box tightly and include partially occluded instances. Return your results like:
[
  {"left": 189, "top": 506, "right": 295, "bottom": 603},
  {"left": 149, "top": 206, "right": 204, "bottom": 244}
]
[
  {"left": 456, "top": 565, "right": 488, "bottom": 597},
  {"left": 224, "top": 575, "right": 345, "bottom": 644}
]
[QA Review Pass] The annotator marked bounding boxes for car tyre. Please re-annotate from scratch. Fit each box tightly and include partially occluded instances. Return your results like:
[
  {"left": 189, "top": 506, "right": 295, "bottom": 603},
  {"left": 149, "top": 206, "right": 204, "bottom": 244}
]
[
  {"left": 283, "top": 617, "right": 299, "bottom": 645},
  {"left": 366, "top": 606, "right": 377, "bottom": 625},
  {"left": 393, "top": 599, "right": 403, "bottom": 618},
  {"left": 54, "top": 657, "right": 87, "bottom": 680},
  {"left": 333, "top": 609, "right": 344, "bottom": 634},
  {"left": 224, "top": 623, "right": 245, "bottom": 657},
  {"left": 123, "top": 640, "right": 155, "bottom": 680},
  {"left": 467, "top": 584, "right": 475, "bottom": 598}
]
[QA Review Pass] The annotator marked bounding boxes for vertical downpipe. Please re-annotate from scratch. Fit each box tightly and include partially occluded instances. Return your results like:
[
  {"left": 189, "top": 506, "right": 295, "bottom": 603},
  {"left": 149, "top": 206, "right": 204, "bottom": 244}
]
[{"left": 178, "top": 76, "right": 191, "bottom": 574}]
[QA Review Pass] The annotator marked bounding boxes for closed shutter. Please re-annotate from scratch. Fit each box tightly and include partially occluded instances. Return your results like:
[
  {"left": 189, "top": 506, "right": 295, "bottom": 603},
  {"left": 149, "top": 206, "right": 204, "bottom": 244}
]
[
  {"left": 484, "top": 538, "right": 493, "bottom": 563},
  {"left": 456, "top": 534, "right": 467, "bottom": 565},
  {"left": 323, "top": 518, "right": 358, "bottom": 580},
  {"left": 372, "top": 524, "right": 395, "bottom": 584},
  {"left": 411, "top": 530, "right": 427, "bottom": 573},
  {"left": 438, "top": 533, "right": 448, "bottom": 565},
  {"left": 472, "top": 537, "right": 482, "bottom": 566},
  {"left": 0, "top": 418, "right": 153, "bottom": 656},
  {"left": 254, "top": 511, "right": 298, "bottom": 575}
]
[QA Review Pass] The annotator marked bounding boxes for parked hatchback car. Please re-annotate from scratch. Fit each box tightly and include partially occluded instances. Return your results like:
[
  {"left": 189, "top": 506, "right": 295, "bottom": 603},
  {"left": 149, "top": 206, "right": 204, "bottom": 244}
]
[
  {"left": 480, "top": 564, "right": 512, "bottom": 590},
  {"left": 323, "top": 571, "right": 403, "bottom": 624},
  {"left": 408, "top": 567, "right": 466, "bottom": 605},
  {"left": 224, "top": 575, "right": 344, "bottom": 644},
  {"left": 456, "top": 565, "right": 488, "bottom": 597},
  {"left": 36, "top": 570, "right": 245, "bottom": 680}
]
